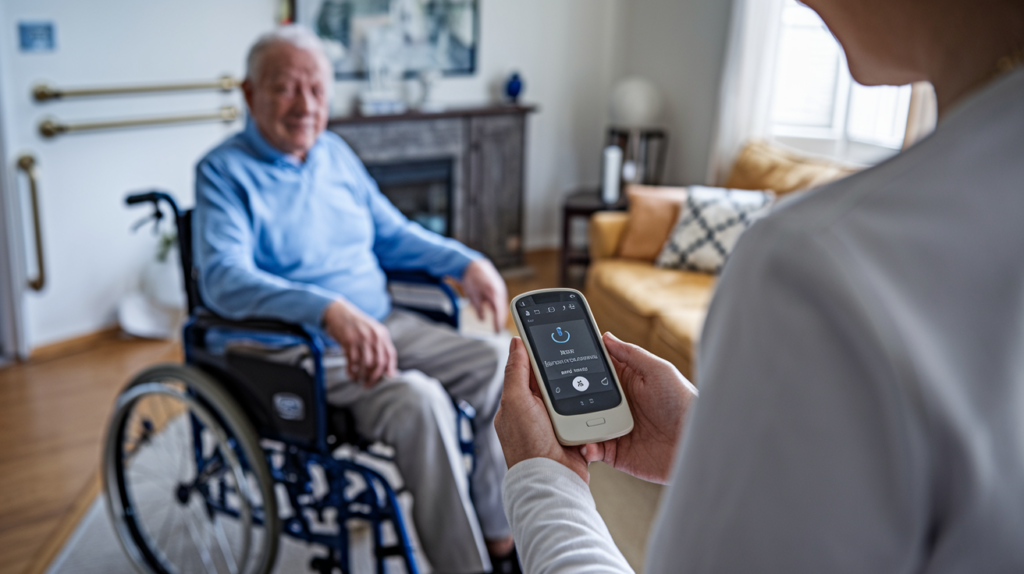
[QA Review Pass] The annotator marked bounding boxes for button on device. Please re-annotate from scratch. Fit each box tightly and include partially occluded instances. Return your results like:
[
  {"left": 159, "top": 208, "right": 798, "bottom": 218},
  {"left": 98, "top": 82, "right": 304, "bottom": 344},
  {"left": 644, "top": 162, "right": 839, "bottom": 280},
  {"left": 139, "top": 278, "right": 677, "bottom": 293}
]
[
  {"left": 572, "top": 376, "right": 589, "bottom": 391},
  {"left": 586, "top": 418, "right": 606, "bottom": 427}
]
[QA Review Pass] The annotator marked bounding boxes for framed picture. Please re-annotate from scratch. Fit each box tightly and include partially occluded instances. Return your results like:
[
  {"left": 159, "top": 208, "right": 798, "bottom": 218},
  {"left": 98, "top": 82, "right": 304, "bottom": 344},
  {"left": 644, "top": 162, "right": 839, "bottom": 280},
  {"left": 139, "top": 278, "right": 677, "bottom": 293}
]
[{"left": 293, "top": 0, "right": 478, "bottom": 80}]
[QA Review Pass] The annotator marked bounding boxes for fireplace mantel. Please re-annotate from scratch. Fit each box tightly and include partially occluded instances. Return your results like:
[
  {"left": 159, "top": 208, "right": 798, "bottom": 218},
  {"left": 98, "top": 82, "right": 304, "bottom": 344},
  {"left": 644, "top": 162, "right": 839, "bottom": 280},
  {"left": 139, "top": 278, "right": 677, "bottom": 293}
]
[{"left": 328, "top": 105, "right": 535, "bottom": 268}]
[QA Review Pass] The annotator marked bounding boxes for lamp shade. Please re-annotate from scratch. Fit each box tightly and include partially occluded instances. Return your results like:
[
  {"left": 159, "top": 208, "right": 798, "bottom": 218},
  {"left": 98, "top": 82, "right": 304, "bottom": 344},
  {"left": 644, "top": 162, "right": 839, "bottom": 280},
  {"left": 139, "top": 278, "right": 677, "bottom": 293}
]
[{"left": 609, "top": 77, "right": 663, "bottom": 127}]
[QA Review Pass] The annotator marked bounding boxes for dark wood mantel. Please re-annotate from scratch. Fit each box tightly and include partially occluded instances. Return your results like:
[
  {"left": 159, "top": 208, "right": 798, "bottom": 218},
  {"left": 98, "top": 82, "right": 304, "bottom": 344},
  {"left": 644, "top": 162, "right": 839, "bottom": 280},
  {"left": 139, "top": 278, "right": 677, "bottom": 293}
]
[{"left": 328, "top": 104, "right": 537, "bottom": 127}]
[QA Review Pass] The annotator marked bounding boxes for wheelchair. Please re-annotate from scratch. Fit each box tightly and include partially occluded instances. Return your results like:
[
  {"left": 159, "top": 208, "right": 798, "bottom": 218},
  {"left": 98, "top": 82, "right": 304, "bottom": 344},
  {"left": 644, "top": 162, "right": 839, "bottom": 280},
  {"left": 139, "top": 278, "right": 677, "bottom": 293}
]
[{"left": 103, "top": 191, "right": 475, "bottom": 574}]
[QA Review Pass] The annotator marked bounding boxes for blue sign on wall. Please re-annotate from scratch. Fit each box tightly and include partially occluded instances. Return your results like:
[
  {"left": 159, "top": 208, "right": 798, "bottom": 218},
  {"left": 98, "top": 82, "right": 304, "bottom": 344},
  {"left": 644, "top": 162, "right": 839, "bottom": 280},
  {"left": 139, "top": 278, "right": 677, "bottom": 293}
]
[{"left": 19, "top": 22, "right": 56, "bottom": 53}]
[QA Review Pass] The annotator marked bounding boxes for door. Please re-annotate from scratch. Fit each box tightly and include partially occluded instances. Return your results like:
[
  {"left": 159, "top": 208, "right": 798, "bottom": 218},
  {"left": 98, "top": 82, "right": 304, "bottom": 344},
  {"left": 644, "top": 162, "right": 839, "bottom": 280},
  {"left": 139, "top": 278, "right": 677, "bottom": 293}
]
[{"left": 0, "top": 0, "right": 276, "bottom": 354}]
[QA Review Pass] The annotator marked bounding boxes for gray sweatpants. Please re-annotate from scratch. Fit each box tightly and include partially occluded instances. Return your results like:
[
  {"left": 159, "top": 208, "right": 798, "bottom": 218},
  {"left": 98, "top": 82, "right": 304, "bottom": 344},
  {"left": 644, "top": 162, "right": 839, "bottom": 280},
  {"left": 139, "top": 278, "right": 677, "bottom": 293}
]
[{"left": 323, "top": 309, "right": 511, "bottom": 574}]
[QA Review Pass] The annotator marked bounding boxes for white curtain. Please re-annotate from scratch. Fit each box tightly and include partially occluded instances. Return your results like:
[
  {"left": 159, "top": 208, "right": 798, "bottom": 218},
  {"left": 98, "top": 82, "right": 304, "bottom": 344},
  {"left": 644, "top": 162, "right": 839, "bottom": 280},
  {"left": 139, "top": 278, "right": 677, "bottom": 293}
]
[
  {"left": 902, "top": 81, "right": 938, "bottom": 149},
  {"left": 705, "top": 0, "right": 785, "bottom": 185}
]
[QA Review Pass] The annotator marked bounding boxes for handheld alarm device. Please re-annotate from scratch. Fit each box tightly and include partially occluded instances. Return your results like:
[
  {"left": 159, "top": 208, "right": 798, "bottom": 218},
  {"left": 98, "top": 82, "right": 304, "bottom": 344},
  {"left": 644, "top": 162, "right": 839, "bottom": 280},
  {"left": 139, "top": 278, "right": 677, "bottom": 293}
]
[{"left": 510, "top": 288, "right": 633, "bottom": 445}]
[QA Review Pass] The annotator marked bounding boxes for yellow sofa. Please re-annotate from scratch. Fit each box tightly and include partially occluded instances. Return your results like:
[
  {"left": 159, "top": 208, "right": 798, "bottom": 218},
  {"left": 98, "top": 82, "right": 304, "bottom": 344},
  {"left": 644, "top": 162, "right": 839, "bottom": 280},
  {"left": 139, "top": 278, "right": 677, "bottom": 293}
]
[{"left": 585, "top": 140, "right": 859, "bottom": 380}]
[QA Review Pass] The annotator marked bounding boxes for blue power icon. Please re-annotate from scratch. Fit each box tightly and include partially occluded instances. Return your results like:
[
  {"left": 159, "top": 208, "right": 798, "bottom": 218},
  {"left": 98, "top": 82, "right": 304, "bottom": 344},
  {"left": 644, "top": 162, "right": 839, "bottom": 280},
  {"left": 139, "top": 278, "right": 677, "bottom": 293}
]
[{"left": 551, "top": 327, "right": 571, "bottom": 343}]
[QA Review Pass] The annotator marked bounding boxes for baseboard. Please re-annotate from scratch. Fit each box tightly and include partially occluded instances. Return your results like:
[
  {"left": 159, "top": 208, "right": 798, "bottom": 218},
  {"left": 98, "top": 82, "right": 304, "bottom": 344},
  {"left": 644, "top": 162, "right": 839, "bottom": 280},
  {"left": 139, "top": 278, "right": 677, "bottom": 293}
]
[{"left": 28, "top": 327, "right": 122, "bottom": 363}]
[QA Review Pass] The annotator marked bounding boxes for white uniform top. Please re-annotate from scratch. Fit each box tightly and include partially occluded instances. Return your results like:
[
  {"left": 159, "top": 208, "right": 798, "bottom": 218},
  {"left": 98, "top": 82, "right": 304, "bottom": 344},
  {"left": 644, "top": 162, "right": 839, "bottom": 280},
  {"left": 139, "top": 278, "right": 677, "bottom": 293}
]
[{"left": 503, "top": 67, "right": 1024, "bottom": 574}]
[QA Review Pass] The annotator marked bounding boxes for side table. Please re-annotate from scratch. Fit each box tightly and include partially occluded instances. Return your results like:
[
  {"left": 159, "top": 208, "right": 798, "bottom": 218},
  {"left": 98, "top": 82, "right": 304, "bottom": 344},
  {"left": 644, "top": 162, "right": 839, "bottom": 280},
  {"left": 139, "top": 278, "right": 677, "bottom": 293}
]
[{"left": 560, "top": 189, "right": 628, "bottom": 286}]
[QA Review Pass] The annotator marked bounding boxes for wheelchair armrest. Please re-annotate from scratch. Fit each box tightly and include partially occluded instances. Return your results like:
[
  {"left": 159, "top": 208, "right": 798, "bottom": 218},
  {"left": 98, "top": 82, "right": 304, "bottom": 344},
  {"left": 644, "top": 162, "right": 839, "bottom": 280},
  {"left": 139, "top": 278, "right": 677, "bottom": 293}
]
[
  {"left": 189, "top": 309, "right": 319, "bottom": 345},
  {"left": 384, "top": 269, "right": 460, "bottom": 329}
]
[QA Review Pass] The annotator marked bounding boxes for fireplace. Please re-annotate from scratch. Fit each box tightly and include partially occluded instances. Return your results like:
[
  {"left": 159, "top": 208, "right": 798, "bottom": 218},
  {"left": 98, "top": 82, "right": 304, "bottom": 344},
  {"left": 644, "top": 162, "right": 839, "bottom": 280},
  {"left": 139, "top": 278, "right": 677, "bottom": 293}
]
[
  {"left": 365, "top": 158, "right": 454, "bottom": 237},
  {"left": 329, "top": 106, "right": 533, "bottom": 268}
]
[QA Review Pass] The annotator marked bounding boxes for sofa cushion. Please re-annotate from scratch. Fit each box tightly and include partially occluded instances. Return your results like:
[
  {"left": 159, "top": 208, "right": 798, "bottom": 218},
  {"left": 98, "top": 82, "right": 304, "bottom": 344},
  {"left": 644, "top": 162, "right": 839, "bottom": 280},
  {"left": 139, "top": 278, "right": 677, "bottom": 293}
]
[
  {"left": 725, "top": 140, "right": 859, "bottom": 195},
  {"left": 616, "top": 185, "right": 690, "bottom": 261},
  {"left": 586, "top": 259, "right": 714, "bottom": 380},
  {"left": 588, "top": 259, "right": 716, "bottom": 320},
  {"left": 648, "top": 308, "right": 708, "bottom": 381}
]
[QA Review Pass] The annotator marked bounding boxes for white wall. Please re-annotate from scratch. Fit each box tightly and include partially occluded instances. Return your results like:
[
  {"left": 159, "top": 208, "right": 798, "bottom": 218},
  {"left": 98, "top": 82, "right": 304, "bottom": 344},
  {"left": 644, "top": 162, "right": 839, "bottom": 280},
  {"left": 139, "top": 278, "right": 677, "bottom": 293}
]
[
  {"left": 615, "top": 0, "right": 733, "bottom": 185},
  {"left": 0, "top": 0, "right": 732, "bottom": 351},
  {"left": 328, "top": 0, "right": 621, "bottom": 250},
  {"left": 0, "top": 0, "right": 278, "bottom": 349}
]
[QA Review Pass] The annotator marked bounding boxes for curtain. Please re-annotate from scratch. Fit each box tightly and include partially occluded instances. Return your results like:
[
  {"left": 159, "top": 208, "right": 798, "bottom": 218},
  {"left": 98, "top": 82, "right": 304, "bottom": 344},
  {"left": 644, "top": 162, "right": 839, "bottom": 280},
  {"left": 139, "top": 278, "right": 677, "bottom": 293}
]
[
  {"left": 705, "top": 0, "right": 785, "bottom": 185},
  {"left": 902, "top": 81, "right": 937, "bottom": 149}
]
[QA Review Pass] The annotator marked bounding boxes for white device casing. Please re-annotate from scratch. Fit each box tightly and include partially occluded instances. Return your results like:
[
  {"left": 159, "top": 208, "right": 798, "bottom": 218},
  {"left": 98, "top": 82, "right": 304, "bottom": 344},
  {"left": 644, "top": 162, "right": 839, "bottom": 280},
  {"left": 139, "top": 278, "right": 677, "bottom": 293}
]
[{"left": 510, "top": 288, "right": 634, "bottom": 446}]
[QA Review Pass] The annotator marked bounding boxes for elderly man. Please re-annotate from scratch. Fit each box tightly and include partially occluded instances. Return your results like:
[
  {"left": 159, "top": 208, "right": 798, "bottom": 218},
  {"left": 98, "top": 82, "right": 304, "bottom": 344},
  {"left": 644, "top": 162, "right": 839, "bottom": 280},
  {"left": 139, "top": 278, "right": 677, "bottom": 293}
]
[{"left": 194, "top": 25, "right": 516, "bottom": 574}]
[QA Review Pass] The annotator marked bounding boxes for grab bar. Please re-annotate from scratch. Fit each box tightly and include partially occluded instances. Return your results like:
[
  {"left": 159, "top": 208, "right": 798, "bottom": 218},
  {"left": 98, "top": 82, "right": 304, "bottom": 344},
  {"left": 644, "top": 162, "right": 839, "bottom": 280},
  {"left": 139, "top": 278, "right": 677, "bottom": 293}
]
[
  {"left": 38, "top": 105, "right": 240, "bottom": 138},
  {"left": 33, "top": 75, "right": 240, "bottom": 102},
  {"left": 16, "top": 154, "right": 45, "bottom": 291}
]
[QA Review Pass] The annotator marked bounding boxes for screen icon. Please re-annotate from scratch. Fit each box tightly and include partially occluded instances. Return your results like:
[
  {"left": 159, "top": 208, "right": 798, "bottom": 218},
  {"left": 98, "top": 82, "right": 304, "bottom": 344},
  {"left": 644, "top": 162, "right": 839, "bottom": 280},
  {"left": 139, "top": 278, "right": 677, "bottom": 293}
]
[
  {"left": 547, "top": 306, "right": 555, "bottom": 313},
  {"left": 554, "top": 386, "right": 561, "bottom": 394},
  {"left": 524, "top": 310, "right": 530, "bottom": 316},
  {"left": 601, "top": 377, "right": 609, "bottom": 386},
  {"left": 568, "top": 303, "right": 576, "bottom": 309},
  {"left": 519, "top": 300, "right": 526, "bottom": 307},
  {"left": 551, "top": 327, "right": 571, "bottom": 343},
  {"left": 572, "top": 376, "right": 589, "bottom": 391}
]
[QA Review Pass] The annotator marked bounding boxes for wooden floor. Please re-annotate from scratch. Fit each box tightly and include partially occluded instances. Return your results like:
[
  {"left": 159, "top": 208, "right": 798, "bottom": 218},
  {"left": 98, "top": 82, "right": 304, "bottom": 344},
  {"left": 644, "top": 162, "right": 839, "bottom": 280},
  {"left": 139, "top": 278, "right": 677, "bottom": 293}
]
[{"left": 0, "top": 249, "right": 562, "bottom": 574}]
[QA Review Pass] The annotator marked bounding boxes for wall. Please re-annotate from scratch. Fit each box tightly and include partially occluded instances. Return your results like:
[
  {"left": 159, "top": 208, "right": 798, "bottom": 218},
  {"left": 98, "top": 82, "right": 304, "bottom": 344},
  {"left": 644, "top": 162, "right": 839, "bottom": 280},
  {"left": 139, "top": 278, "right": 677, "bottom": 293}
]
[
  {"left": 0, "top": 0, "right": 278, "bottom": 349},
  {"left": 0, "top": 0, "right": 733, "bottom": 351},
  {"left": 328, "top": 0, "right": 622, "bottom": 250},
  {"left": 615, "top": 0, "right": 733, "bottom": 185}
]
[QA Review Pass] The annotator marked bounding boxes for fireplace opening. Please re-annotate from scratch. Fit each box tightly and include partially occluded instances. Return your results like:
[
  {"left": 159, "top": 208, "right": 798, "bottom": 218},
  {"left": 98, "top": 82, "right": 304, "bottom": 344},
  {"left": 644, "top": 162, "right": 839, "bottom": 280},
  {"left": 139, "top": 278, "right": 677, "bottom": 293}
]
[{"left": 365, "top": 158, "right": 454, "bottom": 237}]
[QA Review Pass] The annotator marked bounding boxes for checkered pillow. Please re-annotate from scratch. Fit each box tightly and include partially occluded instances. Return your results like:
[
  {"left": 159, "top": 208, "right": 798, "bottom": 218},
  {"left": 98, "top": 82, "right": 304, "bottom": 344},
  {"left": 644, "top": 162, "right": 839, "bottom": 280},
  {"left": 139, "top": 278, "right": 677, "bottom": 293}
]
[{"left": 654, "top": 186, "right": 774, "bottom": 273}]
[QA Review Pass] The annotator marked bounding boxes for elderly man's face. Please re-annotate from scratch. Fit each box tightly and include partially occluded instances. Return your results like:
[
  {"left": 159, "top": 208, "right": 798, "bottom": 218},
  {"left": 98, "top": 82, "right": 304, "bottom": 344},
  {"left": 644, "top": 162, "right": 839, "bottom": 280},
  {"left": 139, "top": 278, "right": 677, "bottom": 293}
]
[{"left": 243, "top": 42, "right": 330, "bottom": 160}]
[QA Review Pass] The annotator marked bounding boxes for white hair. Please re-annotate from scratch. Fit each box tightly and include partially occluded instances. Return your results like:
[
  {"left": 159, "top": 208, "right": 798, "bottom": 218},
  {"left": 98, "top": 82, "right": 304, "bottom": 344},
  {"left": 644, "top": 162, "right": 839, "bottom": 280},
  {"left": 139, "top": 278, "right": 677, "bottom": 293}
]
[{"left": 245, "top": 25, "right": 333, "bottom": 91}]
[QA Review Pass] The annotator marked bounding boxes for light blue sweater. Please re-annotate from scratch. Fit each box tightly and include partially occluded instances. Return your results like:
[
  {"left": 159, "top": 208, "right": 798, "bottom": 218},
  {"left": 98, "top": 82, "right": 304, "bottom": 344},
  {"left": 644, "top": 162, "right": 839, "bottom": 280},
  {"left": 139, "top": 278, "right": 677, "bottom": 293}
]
[{"left": 194, "top": 119, "right": 480, "bottom": 329}]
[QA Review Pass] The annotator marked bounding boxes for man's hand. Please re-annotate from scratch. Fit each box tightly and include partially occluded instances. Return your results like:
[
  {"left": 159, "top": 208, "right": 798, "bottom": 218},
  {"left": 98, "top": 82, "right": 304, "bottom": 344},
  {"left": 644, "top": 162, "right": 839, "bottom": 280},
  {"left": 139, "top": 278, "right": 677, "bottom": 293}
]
[
  {"left": 495, "top": 337, "right": 591, "bottom": 483},
  {"left": 321, "top": 299, "right": 397, "bottom": 386},
  {"left": 460, "top": 259, "right": 508, "bottom": 332},
  {"left": 582, "top": 333, "right": 698, "bottom": 484}
]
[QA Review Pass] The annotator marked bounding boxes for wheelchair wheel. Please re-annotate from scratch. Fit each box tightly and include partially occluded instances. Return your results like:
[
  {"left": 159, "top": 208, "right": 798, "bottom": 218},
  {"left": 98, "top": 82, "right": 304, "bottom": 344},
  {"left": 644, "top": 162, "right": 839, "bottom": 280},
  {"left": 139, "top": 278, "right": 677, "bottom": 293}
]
[{"left": 103, "top": 364, "right": 279, "bottom": 574}]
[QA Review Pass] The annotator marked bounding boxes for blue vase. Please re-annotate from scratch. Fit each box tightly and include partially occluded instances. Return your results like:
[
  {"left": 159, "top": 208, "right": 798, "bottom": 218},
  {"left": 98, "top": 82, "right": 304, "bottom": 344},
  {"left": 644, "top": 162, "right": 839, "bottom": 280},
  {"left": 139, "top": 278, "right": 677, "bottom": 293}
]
[{"left": 505, "top": 72, "right": 523, "bottom": 103}]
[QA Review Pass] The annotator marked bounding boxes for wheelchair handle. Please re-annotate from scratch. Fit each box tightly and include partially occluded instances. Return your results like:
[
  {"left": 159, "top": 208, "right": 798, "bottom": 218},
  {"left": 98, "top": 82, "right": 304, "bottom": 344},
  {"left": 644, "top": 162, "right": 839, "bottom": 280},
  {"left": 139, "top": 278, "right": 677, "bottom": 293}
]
[{"left": 125, "top": 189, "right": 180, "bottom": 217}]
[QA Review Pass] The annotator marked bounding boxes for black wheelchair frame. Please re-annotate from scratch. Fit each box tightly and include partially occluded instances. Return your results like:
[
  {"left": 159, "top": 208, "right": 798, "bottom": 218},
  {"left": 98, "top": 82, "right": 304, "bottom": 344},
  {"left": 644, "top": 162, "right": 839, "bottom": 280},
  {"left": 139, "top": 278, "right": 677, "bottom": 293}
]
[{"left": 103, "top": 190, "right": 474, "bottom": 574}]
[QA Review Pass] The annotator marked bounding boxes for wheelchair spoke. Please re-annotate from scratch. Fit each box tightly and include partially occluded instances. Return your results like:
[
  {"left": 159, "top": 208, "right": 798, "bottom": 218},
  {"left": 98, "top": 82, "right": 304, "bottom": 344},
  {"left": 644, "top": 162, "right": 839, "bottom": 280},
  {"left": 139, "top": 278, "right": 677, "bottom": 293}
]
[
  {"left": 155, "top": 503, "right": 177, "bottom": 553},
  {"left": 183, "top": 501, "right": 218, "bottom": 574},
  {"left": 211, "top": 515, "right": 240, "bottom": 574},
  {"left": 149, "top": 397, "right": 187, "bottom": 475}
]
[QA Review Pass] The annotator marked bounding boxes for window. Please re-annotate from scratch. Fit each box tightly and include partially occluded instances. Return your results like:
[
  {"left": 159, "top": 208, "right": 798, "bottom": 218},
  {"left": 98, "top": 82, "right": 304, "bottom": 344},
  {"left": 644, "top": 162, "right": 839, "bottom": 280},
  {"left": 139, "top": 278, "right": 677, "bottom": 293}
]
[{"left": 769, "top": 0, "right": 912, "bottom": 164}]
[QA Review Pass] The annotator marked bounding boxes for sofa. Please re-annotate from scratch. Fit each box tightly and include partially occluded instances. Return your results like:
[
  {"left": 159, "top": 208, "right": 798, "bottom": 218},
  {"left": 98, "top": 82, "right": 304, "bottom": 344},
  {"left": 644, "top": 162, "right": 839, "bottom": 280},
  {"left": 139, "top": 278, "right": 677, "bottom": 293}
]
[{"left": 585, "top": 140, "right": 859, "bottom": 380}]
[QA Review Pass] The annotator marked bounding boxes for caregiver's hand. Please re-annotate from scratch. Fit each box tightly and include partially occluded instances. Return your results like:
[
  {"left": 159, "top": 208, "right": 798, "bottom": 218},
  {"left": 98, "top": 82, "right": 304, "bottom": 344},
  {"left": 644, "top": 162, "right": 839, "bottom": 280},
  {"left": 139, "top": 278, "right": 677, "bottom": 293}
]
[
  {"left": 495, "top": 337, "right": 592, "bottom": 483},
  {"left": 581, "top": 333, "right": 698, "bottom": 484}
]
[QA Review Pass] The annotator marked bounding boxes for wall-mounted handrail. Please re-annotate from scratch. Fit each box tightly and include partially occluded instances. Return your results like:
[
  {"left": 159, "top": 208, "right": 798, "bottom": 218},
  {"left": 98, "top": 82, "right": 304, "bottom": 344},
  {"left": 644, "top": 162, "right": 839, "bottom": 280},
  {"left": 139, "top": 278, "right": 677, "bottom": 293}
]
[
  {"left": 15, "top": 154, "right": 45, "bottom": 292},
  {"left": 32, "top": 75, "right": 240, "bottom": 102},
  {"left": 38, "top": 105, "right": 241, "bottom": 138}
]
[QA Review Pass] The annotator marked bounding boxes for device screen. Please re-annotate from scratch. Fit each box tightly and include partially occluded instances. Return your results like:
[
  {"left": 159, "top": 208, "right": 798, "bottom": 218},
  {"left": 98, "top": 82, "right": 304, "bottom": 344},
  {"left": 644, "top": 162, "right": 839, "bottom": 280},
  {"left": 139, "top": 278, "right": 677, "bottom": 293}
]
[{"left": 516, "top": 291, "right": 622, "bottom": 416}]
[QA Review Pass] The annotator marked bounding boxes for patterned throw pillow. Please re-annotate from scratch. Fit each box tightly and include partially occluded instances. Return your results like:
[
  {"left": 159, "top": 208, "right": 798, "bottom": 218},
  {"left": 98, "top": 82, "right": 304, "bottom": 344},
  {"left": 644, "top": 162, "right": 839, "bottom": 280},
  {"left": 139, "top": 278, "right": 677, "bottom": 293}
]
[{"left": 654, "top": 186, "right": 774, "bottom": 273}]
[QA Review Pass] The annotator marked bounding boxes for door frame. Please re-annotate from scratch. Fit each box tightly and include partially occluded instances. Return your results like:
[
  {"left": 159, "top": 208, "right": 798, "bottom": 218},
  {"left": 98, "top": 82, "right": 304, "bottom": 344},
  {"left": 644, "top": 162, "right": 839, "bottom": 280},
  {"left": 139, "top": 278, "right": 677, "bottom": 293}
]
[{"left": 0, "top": 63, "right": 29, "bottom": 362}]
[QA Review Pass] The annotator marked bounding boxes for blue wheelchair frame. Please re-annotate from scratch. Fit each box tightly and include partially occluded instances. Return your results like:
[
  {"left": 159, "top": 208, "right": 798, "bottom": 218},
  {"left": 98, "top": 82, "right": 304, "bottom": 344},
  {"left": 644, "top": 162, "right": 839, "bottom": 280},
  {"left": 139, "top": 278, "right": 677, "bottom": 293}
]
[{"left": 127, "top": 190, "right": 474, "bottom": 574}]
